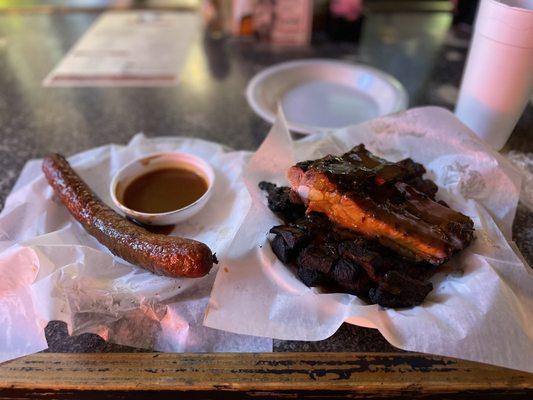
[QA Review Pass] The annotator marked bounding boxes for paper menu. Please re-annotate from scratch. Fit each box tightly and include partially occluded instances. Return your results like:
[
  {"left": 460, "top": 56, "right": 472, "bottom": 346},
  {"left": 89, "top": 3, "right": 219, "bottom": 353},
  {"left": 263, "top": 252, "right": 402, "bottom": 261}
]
[{"left": 44, "top": 11, "right": 199, "bottom": 86}]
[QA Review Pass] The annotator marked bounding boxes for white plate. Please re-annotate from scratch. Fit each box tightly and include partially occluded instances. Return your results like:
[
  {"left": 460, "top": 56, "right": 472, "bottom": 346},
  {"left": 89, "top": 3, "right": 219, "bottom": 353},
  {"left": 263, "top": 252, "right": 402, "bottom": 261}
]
[{"left": 246, "top": 59, "right": 408, "bottom": 134}]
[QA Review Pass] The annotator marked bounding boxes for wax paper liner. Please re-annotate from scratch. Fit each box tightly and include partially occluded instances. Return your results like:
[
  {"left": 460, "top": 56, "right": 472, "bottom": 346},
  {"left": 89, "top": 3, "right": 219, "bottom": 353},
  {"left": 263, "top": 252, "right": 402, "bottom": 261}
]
[
  {"left": 205, "top": 106, "right": 532, "bottom": 372},
  {"left": 0, "top": 134, "right": 272, "bottom": 363}
]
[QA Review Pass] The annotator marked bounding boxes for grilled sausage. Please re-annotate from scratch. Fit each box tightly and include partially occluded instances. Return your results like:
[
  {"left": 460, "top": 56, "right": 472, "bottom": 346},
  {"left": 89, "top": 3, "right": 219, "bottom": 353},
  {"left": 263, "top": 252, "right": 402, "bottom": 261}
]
[{"left": 42, "top": 154, "right": 213, "bottom": 278}]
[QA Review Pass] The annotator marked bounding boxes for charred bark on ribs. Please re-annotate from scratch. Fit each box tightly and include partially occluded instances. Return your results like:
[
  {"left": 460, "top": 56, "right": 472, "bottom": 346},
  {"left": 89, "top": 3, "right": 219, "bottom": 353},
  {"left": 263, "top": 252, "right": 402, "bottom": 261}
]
[{"left": 259, "top": 145, "right": 474, "bottom": 308}]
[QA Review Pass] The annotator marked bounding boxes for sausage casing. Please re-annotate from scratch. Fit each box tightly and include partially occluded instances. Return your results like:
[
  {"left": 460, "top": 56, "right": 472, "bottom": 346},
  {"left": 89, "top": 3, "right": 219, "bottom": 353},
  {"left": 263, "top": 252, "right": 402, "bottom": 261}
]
[{"left": 42, "top": 154, "right": 213, "bottom": 278}]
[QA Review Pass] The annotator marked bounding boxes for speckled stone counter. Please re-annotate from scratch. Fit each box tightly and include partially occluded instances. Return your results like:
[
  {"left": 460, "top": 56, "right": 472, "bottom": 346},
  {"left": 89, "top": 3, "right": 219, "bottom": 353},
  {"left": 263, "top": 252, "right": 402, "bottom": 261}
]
[{"left": 0, "top": 10, "right": 531, "bottom": 354}]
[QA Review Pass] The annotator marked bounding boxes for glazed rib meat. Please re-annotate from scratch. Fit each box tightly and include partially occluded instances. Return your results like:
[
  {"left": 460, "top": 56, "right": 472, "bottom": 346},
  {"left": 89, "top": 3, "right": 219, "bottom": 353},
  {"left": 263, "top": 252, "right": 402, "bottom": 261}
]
[{"left": 288, "top": 145, "right": 474, "bottom": 265}]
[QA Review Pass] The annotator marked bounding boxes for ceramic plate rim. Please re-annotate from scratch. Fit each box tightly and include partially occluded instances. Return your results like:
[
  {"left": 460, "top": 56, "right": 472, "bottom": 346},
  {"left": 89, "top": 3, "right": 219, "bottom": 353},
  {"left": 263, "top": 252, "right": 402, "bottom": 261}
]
[{"left": 246, "top": 59, "right": 409, "bottom": 135}]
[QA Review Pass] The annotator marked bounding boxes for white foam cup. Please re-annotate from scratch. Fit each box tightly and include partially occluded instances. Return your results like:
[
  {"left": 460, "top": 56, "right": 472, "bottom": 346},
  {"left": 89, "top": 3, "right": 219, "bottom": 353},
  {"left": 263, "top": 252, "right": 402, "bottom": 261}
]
[{"left": 455, "top": 0, "right": 533, "bottom": 150}]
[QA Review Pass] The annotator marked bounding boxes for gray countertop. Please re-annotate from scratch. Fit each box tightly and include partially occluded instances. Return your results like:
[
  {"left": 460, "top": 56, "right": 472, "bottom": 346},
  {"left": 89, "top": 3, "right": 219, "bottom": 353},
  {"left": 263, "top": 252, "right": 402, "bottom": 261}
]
[{"left": 0, "top": 10, "right": 531, "bottom": 354}]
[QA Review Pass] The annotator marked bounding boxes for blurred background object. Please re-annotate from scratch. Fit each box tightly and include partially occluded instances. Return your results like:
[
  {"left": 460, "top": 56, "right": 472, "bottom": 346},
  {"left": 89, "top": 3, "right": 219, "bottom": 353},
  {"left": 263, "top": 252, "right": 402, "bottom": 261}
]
[
  {"left": 0, "top": 1, "right": 477, "bottom": 43},
  {"left": 205, "top": 0, "right": 313, "bottom": 45},
  {"left": 0, "top": 1, "right": 200, "bottom": 12},
  {"left": 451, "top": 0, "right": 480, "bottom": 26},
  {"left": 0, "top": 0, "right": 458, "bottom": 12},
  {"left": 327, "top": 0, "right": 365, "bottom": 42}
]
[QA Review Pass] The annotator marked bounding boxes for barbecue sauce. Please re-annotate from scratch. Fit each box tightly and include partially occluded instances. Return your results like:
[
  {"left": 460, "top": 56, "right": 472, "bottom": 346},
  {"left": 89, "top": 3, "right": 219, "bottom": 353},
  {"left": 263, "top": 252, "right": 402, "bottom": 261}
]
[{"left": 122, "top": 168, "right": 208, "bottom": 213}]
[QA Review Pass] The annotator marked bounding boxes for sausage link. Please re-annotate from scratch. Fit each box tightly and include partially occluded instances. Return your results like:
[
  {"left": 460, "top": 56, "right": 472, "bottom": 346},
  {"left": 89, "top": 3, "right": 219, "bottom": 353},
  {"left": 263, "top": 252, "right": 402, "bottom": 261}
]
[{"left": 42, "top": 154, "right": 213, "bottom": 278}]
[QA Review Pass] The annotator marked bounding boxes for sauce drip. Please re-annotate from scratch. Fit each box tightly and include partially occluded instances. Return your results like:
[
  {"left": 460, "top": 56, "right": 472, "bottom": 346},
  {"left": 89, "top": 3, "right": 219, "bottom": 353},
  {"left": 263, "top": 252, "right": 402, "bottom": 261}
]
[{"left": 122, "top": 168, "right": 208, "bottom": 213}]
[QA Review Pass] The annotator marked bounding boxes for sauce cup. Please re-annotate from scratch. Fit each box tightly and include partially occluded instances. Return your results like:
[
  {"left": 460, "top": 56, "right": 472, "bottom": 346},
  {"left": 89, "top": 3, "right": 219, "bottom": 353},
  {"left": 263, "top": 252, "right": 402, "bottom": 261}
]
[{"left": 110, "top": 152, "right": 215, "bottom": 226}]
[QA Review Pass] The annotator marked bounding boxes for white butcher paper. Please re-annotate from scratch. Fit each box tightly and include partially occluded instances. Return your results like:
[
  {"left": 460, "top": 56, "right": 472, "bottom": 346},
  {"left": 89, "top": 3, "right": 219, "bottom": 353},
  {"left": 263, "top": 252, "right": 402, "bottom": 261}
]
[
  {"left": 0, "top": 134, "right": 272, "bottom": 363},
  {"left": 205, "top": 106, "right": 533, "bottom": 372}
]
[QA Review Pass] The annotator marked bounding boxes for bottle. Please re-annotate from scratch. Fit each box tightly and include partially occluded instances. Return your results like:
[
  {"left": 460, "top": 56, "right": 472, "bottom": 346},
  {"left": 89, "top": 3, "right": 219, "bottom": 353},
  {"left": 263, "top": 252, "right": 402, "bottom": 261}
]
[{"left": 327, "top": 0, "right": 365, "bottom": 42}]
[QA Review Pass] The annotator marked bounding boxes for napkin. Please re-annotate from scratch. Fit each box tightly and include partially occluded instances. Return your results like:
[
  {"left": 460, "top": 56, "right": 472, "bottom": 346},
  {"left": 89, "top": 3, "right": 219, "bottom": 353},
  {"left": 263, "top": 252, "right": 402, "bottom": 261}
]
[
  {"left": 205, "top": 106, "right": 533, "bottom": 372},
  {"left": 0, "top": 134, "right": 272, "bottom": 363}
]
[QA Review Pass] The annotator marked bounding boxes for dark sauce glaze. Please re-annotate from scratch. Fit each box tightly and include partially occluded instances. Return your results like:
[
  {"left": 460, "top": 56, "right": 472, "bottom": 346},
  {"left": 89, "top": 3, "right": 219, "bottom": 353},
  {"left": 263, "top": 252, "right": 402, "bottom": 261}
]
[
  {"left": 296, "top": 145, "right": 474, "bottom": 264},
  {"left": 296, "top": 144, "right": 425, "bottom": 191}
]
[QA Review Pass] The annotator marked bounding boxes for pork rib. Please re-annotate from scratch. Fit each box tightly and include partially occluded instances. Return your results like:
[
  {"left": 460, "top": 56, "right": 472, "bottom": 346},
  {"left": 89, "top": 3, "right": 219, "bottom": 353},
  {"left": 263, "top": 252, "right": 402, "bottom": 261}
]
[{"left": 288, "top": 145, "right": 474, "bottom": 265}]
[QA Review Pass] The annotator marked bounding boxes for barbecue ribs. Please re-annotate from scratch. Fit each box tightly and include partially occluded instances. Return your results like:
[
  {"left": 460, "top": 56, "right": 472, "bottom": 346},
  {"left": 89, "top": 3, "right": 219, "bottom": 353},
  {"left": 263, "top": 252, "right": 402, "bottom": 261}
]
[{"left": 288, "top": 145, "right": 474, "bottom": 265}]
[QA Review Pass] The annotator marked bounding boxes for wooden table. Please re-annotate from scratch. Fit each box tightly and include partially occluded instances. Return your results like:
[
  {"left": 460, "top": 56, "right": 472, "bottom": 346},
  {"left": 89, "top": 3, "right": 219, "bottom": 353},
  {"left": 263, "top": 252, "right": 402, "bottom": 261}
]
[{"left": 1, "top": 353, "right": 532, "bottom": 399}]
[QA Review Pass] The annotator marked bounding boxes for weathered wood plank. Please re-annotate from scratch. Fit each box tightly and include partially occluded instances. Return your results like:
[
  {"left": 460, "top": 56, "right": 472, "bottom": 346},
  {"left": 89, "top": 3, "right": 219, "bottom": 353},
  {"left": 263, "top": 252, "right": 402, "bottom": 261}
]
[{"left": 0, "top": 352, "right": 531, "bottom": 399}]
